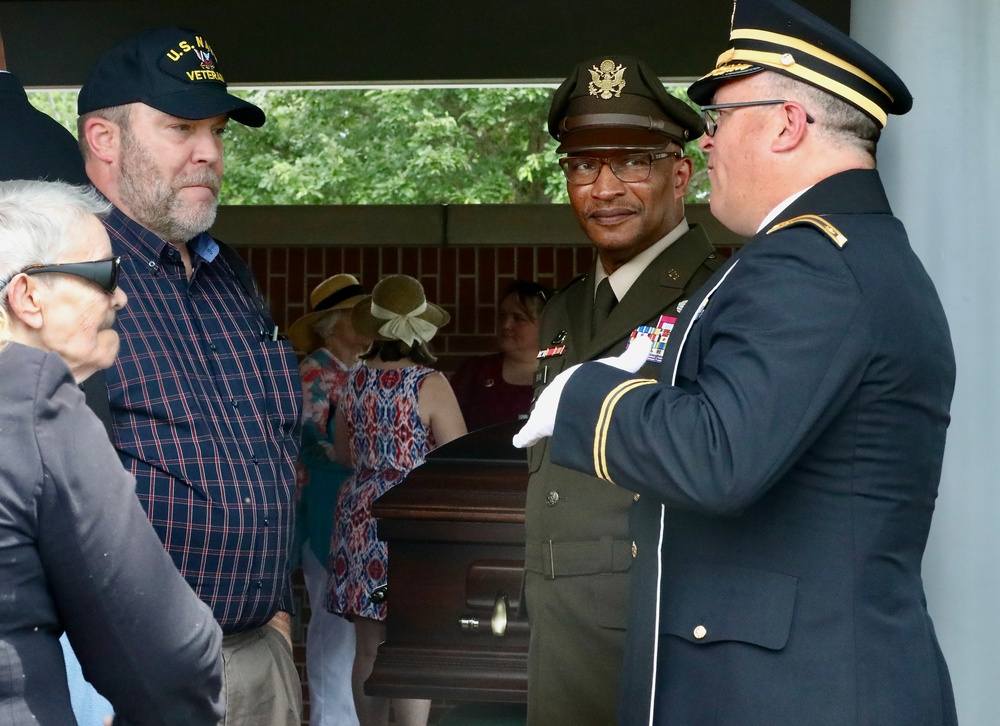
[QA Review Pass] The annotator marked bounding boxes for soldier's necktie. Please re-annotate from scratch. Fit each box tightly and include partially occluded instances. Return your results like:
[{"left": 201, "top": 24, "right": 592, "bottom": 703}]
[{"left": 591, "top": 277, "right": 617, "bottom": 337}]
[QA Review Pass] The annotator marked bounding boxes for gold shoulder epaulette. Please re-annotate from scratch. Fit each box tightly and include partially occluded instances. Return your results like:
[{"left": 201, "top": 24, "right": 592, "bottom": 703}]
[{"left": 766, "top": 214, "right": 848, "bottom": 248}]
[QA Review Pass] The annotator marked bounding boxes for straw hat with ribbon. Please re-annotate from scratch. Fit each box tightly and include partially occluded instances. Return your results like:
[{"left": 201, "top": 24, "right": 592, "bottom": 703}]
[
  {"left": 351, "top": 274, "right": 449, "bottom": 347},
  {"left": 287, "top": 274, "right": 367, "bottom": 353}
]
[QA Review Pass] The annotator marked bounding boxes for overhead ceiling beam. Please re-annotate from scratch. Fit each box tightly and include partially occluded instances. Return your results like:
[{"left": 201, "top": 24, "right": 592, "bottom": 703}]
[{"left": 2, "top": 0, "right": 849, "bottom": 87}]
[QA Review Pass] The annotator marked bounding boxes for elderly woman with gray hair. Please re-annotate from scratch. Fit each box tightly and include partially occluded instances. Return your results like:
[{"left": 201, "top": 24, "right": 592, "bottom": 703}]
[
  {"left": 288, "top": 274, "right": 372, "bottom": 726},
  {"left": 0, "top": 180, "right": 223, "bottom": 725}
]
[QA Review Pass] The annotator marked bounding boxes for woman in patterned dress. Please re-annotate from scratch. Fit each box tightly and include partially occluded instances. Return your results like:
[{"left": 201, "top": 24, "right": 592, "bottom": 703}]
[{"left": 327, "top": 275, "right": 466, "bottom": 726}]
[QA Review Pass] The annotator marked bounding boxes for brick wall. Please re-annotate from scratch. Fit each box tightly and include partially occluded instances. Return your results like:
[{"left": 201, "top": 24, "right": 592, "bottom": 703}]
[{"left": 240, "top": 243, "right": 600, "bottom": 374}]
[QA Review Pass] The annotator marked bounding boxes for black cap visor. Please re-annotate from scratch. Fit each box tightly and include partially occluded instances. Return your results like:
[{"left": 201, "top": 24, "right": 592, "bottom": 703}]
[
  {"left": 557, "top": 126, "right": 676, "bottom": 154},
  {"left": 144, "top": 86, "right": 265, "bottom": 127},
  {"left": 687, "top": 63, "right": 766, "bottom": 106}
]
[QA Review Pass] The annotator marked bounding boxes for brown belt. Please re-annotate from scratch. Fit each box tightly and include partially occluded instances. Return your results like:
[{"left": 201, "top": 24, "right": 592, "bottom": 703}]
[{"left": 524, "top": 537, "right": 633, "bottom": 579}]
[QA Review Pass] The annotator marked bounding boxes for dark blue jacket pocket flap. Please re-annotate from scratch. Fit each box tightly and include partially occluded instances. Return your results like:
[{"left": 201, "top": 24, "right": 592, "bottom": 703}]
[{"left": 661, "top": 563, "right": 798, "bottom": 651}]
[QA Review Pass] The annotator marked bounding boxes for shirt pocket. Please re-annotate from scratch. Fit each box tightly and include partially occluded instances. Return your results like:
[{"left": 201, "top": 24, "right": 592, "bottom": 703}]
[{"left": 660, "top": 562, "right": 798, "bottom": 651}]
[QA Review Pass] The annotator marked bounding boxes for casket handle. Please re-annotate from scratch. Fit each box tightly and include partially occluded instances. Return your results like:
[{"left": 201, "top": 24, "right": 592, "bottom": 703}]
[
  {"left": 490, "top": 594, "right": 508, "bottom": 637},
  {"left": 458, "top": 593, "right": 511, "bottom": 636}
]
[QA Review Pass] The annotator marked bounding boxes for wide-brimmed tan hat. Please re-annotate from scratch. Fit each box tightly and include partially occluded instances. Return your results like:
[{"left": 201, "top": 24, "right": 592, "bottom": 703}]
[
  {"left": 351, "top": 274, "right": 449, "bottom": 346},
  {"left": 287, "top": 274, "right": 367, "bottom": 353}
]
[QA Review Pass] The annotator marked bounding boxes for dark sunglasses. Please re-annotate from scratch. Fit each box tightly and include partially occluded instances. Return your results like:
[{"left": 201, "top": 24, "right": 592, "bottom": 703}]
[{"left": 14, "top": 256, "right": 121, "bottom": 294}]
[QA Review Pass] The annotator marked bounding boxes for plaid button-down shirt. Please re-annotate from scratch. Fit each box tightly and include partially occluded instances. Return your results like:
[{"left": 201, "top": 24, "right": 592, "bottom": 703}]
[{"left": 102, "top": 206, "right": 302, "bottom": 632}]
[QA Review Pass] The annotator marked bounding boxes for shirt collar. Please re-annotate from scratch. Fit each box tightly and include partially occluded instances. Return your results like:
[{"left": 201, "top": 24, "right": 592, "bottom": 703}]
[
  {"left": 105, "top": 203, "right": 217, "bottom": 262},
  {"left": 757, "top": 185, "right": 814, "bottom": 233},
  {"left": 596, "top": 218, "right": 690, "bottom": 301}
]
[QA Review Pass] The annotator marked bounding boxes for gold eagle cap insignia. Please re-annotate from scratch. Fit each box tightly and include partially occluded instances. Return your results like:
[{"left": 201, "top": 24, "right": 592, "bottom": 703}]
[{"left": 588, "top": 60, "right": 627, "bottom": 100}]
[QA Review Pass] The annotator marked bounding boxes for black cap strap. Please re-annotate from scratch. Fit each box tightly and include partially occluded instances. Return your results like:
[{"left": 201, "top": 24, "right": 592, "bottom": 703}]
[
  {"left": 561, "top": 113, "right": 688, "bottom": 141},
  {"left": 314, "top": 284, "right": 366, "bottom": 312}
]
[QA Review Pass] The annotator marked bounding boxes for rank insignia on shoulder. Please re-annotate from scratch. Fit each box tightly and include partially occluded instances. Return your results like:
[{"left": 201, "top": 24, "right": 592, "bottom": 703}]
[
  {"left": 628, "top": 314, "right": 676, "bottom": 364},
  {"left": 766, "top": 214, "right": 848, "bottom": 248}
]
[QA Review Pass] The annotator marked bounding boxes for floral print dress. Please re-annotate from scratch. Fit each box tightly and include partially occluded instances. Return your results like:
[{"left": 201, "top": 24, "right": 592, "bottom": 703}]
[{"left": 326, "top": 363, "right": 436, "bottom": 621}]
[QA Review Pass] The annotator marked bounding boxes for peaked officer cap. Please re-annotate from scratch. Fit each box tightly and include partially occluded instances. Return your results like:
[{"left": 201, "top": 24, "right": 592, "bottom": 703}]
[
  {"left": 687, "top": 0, "right": 912, "bottom": 127},
  {"left": 549, "top": 55, "right": 703, "bottom": 153}
]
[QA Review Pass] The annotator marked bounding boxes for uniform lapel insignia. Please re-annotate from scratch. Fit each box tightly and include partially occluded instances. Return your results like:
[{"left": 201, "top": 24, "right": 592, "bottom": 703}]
[{"left": 537, "top": 330, "right": 569, "bottom": 359}]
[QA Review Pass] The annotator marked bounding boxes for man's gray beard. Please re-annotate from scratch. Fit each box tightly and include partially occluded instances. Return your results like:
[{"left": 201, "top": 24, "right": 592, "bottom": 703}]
[{"left": 118, "top": 131, "right": 220, "bottom": 244}]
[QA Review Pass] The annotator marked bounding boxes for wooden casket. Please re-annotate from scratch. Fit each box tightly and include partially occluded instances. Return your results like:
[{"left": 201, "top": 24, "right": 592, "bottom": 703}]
[{"left": 368, "top": 420, "right": 529, "bottom": 702}]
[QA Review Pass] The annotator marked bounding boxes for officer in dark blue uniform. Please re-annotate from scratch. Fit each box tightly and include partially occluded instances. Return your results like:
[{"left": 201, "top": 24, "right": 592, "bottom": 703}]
[
  {"left": 523, "top": 56, "right": 720, "bottom": 725},
  {"left": 514, "top": 1, "right": 959, "bottom": 724}
]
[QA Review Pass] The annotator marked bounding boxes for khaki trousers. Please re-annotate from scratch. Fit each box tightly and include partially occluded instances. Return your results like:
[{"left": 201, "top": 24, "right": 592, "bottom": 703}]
[{"left": 219, "top": 625, "right": 302, "bottom": 726}]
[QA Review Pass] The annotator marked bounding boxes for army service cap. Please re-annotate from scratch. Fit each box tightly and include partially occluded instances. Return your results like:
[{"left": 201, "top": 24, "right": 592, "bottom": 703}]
[
  {"left": 687, "top": 0, "right": 911, "bottom": 127},
  {"left": 78, "top": 27, "right": 265, "bottom": 127},
  {"left": 548, "top": 55, "right": 703, "bottom": 153}
]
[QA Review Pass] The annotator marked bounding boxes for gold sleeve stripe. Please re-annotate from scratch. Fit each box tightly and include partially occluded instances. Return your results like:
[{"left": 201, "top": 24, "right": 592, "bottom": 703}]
[
  {"left": 724, "top": 49, "right": 887, "bottom": 124},
  {"left": 593, "top": 378, "right": 658, "bottom": 482},
  {"left": 767, "top": 214, "right": 848, "bottom": 247},
  {"left": 730, "top": 28, "right": 892, "bottom": 100}
]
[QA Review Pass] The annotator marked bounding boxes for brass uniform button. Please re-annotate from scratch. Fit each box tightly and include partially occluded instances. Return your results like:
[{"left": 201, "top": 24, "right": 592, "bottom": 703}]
[
  {"left": 633, "top": 492, "right": 640, "bottom": 502},
  {"left": 693, "top": 625, "right": 708, "bottom": 640},
  {"left": 545, "top": 490, "right": 560, "bottom": 506}
]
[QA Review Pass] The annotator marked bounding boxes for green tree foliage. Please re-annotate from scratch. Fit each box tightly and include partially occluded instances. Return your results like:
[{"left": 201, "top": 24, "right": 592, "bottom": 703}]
[
  {"left": 222, "top": 86, "right": 566, "bottom": 205},
  {"left": 28, "top": 85, "right": 709, "bottom": 205}
]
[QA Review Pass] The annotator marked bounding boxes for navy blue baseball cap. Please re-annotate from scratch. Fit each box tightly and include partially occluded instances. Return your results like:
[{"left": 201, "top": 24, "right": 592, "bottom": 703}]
[
  {"left": 688, "top": 0, "right": 911, "bottom": 127},
  {"left": 78, "top": 27, "right": 265, "bottom": 127}
]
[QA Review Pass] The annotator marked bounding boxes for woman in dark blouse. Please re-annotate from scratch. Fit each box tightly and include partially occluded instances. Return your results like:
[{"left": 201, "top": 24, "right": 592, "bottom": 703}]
[{"left": 450, "top": 279, "right": 552, "bottom": 431}]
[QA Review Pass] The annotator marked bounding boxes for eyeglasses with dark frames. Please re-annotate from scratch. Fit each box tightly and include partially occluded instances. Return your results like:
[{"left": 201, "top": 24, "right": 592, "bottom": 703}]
[
  {"left": 0, "top": 256, "right": 122, "bottom": 295},
  {"left": 700, "top": 99, "right": 815, "bottom": 137},
  {"left": 559, "top": 151, "right": 681, "bottom": 186}
]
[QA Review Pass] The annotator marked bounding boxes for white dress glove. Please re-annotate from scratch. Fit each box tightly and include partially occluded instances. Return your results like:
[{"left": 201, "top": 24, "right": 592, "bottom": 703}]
[{"left": 512, "top": 334, "right": 654, "bottom": 448}]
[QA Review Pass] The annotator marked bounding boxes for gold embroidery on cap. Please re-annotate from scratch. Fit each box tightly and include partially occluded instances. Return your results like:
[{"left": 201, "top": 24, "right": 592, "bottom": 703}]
[
  {"left": 703, "top": 62, "right": 754, "bottom": 79},
  {"left": 588, "top": 60, "right": 627, "bottom": 100}
]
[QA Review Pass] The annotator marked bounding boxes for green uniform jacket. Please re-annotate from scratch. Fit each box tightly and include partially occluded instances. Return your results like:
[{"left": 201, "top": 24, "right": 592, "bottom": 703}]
[{"left": 524, "top": 223, "right": 720, "bottom": 726}]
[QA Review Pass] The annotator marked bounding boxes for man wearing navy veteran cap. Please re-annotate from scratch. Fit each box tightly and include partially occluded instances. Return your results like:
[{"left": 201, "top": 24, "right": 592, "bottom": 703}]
[
  {"left": 523, "top": 55, "right": 720, "bottom": 725},
  {"left": 514, "top": 1, "right": 958, "bottom": 725},
  {"left": 77, "top": 27, "right": 304, "bottom": 726}
]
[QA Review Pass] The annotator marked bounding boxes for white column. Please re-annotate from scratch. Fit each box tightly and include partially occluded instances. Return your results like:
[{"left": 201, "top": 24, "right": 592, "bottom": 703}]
[{"left": 851, "top": 2, "right": 1000, "bottom": 724}]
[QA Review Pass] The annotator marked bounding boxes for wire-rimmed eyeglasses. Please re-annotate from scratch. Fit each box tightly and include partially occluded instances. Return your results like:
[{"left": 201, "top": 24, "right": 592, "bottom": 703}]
[
  {"left": 700, "top": 99, "right": 815, "bottom": 137},
  {"left": 0, "top": 256, "right": 122, "bottom": 295},
  {"left": 558, "top": 151, "right": 681, "bottom": 186}
]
